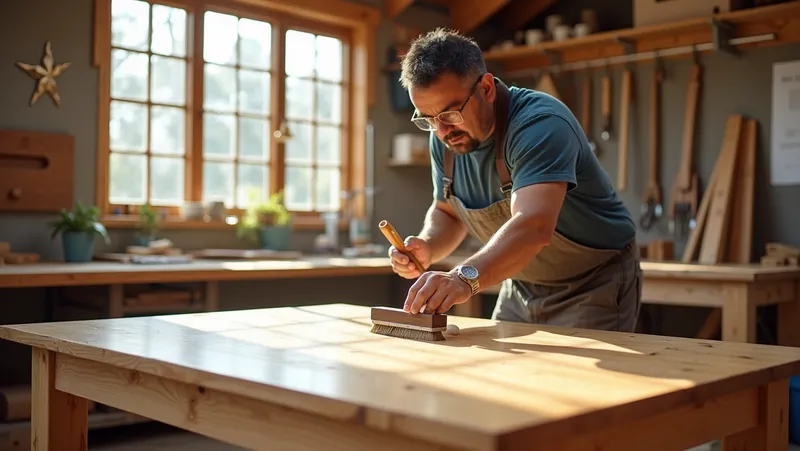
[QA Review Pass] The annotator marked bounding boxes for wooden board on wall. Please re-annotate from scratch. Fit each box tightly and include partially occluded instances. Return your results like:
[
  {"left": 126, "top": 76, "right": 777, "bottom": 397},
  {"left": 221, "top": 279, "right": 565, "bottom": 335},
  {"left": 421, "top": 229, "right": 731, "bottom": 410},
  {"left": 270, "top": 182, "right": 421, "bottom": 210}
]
[{"left": 0, "top": 129, "right": 74, "bottom": 212}]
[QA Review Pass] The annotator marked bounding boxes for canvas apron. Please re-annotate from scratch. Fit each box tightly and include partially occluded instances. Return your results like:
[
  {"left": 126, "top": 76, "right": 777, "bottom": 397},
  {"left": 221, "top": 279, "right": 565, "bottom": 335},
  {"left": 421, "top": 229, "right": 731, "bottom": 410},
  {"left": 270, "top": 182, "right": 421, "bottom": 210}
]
[{"left": 442, "top": 81, "right": 642, "bottom": 332}]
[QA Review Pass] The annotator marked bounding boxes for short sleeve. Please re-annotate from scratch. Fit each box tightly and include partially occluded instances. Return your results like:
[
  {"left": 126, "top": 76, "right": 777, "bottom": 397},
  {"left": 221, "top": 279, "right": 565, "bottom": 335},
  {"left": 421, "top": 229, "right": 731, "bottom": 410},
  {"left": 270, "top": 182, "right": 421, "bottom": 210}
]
[
  {"left": 506, "top": 113, "right": 580, "bottom": 192},
  {"left": 430, "top": 132, "right": 446, "bottom": 202}
]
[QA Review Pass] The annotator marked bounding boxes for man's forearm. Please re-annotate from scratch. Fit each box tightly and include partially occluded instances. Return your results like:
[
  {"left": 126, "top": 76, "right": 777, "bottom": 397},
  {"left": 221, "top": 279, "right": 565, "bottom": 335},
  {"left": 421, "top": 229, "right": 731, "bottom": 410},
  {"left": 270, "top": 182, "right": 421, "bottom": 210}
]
[
  {"left": 459, "top": 213, "right": 550, "bottom": 290},
  {"left": 418, "top": 202, "right": 467, "bottom": 265}
]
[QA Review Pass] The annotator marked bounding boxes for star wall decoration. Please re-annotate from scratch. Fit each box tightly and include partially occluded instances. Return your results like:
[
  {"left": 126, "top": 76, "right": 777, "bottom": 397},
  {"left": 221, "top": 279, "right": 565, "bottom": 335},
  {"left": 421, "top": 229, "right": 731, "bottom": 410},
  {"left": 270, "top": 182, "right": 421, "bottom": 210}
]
[{"left": 16, "top": 41, "right": 71, "bottom": 107}]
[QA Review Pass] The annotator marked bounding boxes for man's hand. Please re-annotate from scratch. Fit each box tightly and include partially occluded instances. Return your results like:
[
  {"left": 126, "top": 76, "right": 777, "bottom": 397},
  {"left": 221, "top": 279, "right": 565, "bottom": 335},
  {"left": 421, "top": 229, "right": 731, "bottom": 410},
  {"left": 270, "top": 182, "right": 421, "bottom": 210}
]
[
  {"left": 403, "top": 270, "right": 472, "bottom": 314},
  {"left": 389, "top": 237, "right": 432, "bottom": 279}
]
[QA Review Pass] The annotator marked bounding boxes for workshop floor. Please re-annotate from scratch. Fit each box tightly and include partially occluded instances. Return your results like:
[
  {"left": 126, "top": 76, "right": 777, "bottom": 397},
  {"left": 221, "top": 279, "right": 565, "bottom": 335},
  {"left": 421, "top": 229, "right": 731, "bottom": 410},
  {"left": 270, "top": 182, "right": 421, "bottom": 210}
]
[{"left": 89, "top": 423, "right": 800, "bottom": 450}]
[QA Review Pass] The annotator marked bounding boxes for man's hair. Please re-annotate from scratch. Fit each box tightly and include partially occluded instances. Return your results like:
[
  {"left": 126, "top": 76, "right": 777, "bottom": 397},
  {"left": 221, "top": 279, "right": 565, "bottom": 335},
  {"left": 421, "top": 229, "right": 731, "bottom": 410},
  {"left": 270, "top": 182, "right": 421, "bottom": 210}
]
[{"left": 399, "top": 27, "right": 487, "bottom": 89}]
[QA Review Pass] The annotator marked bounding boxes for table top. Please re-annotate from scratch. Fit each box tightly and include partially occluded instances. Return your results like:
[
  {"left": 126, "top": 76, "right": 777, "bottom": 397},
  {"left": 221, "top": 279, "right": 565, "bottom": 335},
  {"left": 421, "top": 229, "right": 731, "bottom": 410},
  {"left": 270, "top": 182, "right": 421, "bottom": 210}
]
[
  {"left": 1, "top": 254, "right": 797, "bottom": 288},
  {"left": 2, "top": 303, "right": 799, "bottom": 447},
  {"left": 0, "top": 256, "right": 394, "bottom": 288}
]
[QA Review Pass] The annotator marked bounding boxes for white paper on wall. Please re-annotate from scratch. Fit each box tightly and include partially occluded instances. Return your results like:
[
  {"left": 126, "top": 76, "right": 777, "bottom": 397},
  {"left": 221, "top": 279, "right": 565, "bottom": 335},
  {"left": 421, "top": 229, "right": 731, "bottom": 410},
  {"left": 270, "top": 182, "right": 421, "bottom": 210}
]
[{"left": 771, "top": 59, "right": 800, "bottom": 186}]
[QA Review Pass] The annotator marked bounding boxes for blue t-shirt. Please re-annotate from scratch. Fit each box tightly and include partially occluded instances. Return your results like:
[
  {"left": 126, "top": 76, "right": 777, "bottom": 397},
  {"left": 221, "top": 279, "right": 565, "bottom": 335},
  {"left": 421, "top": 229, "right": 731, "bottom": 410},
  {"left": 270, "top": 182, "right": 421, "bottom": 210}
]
[{"left": 430, "top": 83, "right": 636, "bottom": 250}]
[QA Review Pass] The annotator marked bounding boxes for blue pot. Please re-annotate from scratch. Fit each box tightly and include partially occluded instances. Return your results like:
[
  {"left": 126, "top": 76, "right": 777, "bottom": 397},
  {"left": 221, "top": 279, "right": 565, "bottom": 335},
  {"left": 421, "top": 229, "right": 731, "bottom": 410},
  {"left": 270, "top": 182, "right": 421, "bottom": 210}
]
[
  {"left": 62, "top": 231, "right": 96, "bottom": 263},
  {"left": 134, "top": 235, "right": 154, "bottom": 246},
  {"left": 258, "top": 225, "right": 292, "bottom": 251}
]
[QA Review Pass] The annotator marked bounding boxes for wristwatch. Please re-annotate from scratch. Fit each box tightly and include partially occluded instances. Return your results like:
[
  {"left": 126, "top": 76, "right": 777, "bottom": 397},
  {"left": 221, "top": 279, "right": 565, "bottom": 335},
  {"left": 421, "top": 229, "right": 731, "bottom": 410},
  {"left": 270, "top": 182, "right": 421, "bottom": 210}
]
[{"left": 454, "top": 265, "right": 480, "bottom": 295}]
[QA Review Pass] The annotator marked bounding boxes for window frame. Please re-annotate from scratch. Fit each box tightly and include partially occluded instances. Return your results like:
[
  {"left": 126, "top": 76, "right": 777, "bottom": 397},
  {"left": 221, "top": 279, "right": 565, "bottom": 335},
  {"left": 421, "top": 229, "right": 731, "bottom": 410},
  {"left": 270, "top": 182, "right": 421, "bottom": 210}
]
[{"left": 93, "top": 0, "right": 377, "bottom": 230}]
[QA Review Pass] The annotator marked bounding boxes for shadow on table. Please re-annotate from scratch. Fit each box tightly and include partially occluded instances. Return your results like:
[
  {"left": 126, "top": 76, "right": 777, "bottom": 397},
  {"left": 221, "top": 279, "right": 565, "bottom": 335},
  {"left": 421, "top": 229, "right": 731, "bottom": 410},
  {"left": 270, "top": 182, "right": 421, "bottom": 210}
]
[{"left": 425, "top": 319, "right": 792, "bottom": 382}]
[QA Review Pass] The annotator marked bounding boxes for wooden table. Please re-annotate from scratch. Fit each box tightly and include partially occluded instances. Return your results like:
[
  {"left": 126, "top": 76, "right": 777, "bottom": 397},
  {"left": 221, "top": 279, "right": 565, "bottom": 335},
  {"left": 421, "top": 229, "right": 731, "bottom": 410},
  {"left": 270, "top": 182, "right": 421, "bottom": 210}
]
[
  {"left": 435, "top": 257, "right": 800, "bottom": 346},
  {"left": 1, "top": 303, "right": 799, "bottom": 451},
  {"left": 3, "top": 256, "right": 799, "bottom": 345}
]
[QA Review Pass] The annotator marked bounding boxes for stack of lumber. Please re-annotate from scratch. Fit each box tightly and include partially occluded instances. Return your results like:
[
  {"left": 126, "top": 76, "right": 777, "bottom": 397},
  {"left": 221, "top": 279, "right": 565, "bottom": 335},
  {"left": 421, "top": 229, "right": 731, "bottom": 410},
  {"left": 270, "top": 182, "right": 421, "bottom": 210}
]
[
  {"left": 0, "top": 242, "right": 39, "bottom": 265},
  {"left": 761, "top": 242, "right": 800, "bottom": 266},
  {"left": 681, "top": 115, "right": 757, "bottom": 339}
]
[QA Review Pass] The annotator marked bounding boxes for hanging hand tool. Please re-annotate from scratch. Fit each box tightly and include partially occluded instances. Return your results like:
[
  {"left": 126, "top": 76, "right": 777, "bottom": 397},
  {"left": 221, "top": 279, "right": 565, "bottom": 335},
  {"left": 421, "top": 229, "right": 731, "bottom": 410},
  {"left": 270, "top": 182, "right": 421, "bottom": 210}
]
[
  {"left": 669, "top": 52, "right": 703, "bottom": 241},
  {"left": 639, "top": 59, "right": 664, "bottom": 230},
  {"left": 580, "top": 72, "right": 597, "bottom": 154},
  {"left": 617, "top": 66, "right": 633, "bottom": 192},
  {"left": 600, "top": 65, "right": 612, "bottom": 144}
]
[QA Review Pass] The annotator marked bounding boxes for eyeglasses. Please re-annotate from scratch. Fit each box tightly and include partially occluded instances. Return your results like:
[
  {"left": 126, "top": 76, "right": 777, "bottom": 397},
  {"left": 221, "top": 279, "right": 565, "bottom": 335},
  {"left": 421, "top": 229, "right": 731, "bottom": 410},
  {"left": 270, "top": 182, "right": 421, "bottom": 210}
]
[{"left": 410, "top": 74, "right": 483, "bottom": 131}]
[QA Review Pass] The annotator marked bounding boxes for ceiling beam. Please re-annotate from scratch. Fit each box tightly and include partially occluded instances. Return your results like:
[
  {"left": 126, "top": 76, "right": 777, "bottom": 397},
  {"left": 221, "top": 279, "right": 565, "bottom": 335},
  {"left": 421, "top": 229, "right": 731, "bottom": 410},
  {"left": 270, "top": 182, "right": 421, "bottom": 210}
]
[
  {"left": 450, "top": 0, "right": 512, "bottom": 34},
  {"left": 495, "top": 0, "right": 560, "bottom": 34},
  {"left": 385, "top": 0, "right": 416, "bottom": 20}
]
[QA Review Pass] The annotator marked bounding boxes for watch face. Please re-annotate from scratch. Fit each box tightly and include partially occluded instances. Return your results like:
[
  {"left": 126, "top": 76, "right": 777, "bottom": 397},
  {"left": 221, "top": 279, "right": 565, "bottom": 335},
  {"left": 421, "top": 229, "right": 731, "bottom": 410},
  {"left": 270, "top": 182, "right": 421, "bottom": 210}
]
[{"left": 460, "top": 265, "right": 479, "bottom": 280}]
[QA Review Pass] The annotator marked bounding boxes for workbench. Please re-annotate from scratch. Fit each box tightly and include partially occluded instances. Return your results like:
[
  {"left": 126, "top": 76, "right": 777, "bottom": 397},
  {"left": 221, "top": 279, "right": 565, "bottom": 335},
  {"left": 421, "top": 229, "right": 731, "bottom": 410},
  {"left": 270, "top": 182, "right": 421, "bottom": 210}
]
[
  {"left": 434, "top": 257, "right": 800, "bottom": 346},
  {"left": 2, "top": 256, "right": 799, "bottom": 344},
  {"left": 1, "top": 303, "right": 798, "bottom": 451}
]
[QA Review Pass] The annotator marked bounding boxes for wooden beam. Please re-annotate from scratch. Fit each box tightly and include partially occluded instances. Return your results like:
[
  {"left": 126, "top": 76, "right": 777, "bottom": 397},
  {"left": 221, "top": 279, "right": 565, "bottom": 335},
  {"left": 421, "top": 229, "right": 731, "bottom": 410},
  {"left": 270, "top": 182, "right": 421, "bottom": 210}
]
[
  {"left": 385, "top": 0, "right": 415, "bottom": 20},
  {"left": 450, "top": 0, "right": 512, "bottom": 34},
  {"left": 495, "top": 0, "right": 559, "bottom": 35}
]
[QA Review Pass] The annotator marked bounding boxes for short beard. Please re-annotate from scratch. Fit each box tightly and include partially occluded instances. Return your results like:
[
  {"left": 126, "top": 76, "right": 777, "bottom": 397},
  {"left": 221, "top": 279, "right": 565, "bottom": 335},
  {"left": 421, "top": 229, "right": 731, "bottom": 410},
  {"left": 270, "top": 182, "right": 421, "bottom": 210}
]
[{"left": 443, "top": 131, "right": 480, "bottom": 155}]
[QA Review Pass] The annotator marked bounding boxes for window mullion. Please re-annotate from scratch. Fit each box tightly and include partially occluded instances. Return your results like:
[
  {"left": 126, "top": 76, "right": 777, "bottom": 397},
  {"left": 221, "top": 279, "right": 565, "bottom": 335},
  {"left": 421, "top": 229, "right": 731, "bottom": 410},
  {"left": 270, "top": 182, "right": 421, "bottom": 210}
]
[
  {"left": 190, "top": 7, "right": 205, "bottom": 202},
  {"left": 270, "top": 22, "right": 286, "bottom": 197}
]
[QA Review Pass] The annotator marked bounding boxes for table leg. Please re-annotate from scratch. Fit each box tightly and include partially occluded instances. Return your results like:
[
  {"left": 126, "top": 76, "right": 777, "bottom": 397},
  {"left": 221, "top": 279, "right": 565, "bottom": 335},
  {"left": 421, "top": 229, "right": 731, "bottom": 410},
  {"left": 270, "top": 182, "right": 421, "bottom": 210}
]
[
  {"left": 721, "top": 378, "right": 789, "bottom": 451},
  {"left": 721, "top": 283, "right": 756, "bottom": 343},
  {"left": 205, "top": 281, "right": 219, "bottom": 312},
  {"left": 778, "top": 281, "right": 800, "bottom": 346},
  {"left": 31, "top": 348, "right": 88, "bottom": 450},
  {"left": 107, "top": 284, "right": 124, "bottom": 318}
]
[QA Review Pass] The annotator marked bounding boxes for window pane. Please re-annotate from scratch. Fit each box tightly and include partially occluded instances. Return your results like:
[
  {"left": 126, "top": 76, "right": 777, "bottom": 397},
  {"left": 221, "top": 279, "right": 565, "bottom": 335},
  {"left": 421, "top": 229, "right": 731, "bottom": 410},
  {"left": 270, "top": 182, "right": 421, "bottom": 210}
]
[
  {"left": 203, "top": 161, "right": 234, "bottom": 206},
  {"left": 151, "top": 156, "right": 184, "bottom": 205},
  {"left": 109, "top": 153, "right": 146, "bottom": 204},
  {"left": 285, "top": 166, "right": 313, "bottom": 211},
  {"left": 238, "top": 117, "right": 269, "bottom": 161},
  {"left": 151, "top": 55, "right": 186, "bottom": 106},
  {"left": 285, "top": 122, "right": 312, "bottom": 164},
  {"left": 151, "top": 106, "right": 184, "bottom": 155},
  {"left": 203, "top": 11, "right": 238, "bottom": 65},
  {"left": 315, "top": 81, "right": 341, "bottom": 124},
  {"left": 237, "top": 163, "right": 267, "bottom": 208},
  {"left": 110, "top": 101, "right": 147, "bottom": 152},
  {"left": 111, "top": 0, "right": 149, "bottom": 51},
  {"left": 151, "top": 4, "right": 186, "bottom": 57},
  {"left": 204, "top": 64, "right": 237, "bottom": 112},
  {"left": 203, "top": 113, "right": 235, "bottom": 158},
  {"left": 239, "top": 18, "right": 271, "bottom": 70},
  {"left": 238, "top": 70, "right": 270, "bottom": 116},
  {"left": 111, "top": 49, "right": 148, "bottom": 101},
  {"left": 316, "top": 125, "right": 340, "bottom": 164},
  {"left": 316, "top": 167, "right": 340, "bottom": 211},
  {"left": 285, "top": 77, "right": 313, "bottom": 120},
  {"left": 285, "top": 30, "right": 315, "bottom": 77},
  {"left": 315, "top": 35, "right": 342, "bottom": 82}
]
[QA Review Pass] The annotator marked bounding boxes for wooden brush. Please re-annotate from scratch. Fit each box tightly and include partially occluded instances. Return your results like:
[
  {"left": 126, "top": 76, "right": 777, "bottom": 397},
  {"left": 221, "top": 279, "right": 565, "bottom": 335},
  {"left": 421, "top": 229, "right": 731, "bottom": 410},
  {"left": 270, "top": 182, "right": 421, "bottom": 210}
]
[
  {"left": 378, "top": 220, "right": 424, "bottom": 273},
  {"left": 369, "top": 306, "right": 447, "bottom": 341}
]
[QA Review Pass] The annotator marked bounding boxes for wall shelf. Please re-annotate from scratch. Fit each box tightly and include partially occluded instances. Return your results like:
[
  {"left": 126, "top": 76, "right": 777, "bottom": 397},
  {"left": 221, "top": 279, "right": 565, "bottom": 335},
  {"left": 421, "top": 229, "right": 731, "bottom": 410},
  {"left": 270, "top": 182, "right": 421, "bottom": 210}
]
[{"left": 484, "top": 1, "right": 800, "bottom": 76}]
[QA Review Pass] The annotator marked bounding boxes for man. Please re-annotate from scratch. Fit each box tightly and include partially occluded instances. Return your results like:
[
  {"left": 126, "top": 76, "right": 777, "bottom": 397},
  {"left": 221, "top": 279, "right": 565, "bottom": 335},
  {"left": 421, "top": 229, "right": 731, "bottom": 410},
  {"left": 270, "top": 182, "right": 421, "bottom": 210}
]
[{"left": 388, "top": 28, "right": 642, "bottom": 332}]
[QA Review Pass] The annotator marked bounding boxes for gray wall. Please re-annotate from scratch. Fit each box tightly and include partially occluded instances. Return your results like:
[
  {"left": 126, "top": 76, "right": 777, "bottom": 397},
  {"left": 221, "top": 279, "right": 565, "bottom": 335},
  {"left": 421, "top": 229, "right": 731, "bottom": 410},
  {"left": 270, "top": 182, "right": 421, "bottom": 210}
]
[{"left": 1, "top": 0, "right": 799, "bottom": 380}]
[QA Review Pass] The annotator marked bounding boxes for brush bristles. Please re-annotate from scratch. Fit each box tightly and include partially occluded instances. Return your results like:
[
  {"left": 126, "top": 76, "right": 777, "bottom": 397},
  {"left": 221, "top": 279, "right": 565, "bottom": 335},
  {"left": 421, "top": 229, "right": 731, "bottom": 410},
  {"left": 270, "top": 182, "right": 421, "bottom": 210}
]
[{"left": 370, "top": 323, "right": 445, "bottom": 341}]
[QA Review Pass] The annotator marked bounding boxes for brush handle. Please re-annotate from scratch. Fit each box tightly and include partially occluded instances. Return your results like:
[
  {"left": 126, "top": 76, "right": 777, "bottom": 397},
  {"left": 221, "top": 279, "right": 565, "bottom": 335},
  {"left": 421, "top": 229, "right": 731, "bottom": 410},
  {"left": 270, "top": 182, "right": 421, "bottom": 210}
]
[{"left": 378, "top": 220, "right": 425, "bottom": 273}]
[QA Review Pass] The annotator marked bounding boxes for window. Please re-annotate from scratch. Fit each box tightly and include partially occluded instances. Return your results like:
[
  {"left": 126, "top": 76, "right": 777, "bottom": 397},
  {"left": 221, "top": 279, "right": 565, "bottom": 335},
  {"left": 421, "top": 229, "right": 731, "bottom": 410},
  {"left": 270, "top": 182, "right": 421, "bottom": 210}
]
[
  {"left": 108, "top": 0, "right": 189, "bottom": 207},
  {"left": 97, "top": 0, "right": 372, "bottom": 227}
]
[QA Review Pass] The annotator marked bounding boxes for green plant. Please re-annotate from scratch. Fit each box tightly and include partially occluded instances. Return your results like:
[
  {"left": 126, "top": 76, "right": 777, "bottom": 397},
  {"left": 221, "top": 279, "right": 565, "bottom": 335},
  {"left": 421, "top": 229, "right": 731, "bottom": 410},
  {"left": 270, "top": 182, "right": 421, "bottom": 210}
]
[
  {"left": 49, "top": 202, "right": 111, "bottom": 244},
  {"left": 137, "top": 203, "right": 159, "bottom": 237},
  {"left": 236, "top": 190, "right": 291, "bottom": 243}
]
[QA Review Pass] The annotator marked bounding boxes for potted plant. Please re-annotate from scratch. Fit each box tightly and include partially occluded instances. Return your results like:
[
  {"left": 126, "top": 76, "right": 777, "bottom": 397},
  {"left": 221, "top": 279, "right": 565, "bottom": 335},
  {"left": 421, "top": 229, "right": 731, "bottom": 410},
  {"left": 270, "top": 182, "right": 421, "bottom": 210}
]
[
  {"left": 237, "top": 190, "right": 292, "bottom": 250},
  {"left": 135, "top": 203, "right": 159, "bottom": 246},
  {"left": 49, "top": 202, "right": 111, "bottom": 263}
]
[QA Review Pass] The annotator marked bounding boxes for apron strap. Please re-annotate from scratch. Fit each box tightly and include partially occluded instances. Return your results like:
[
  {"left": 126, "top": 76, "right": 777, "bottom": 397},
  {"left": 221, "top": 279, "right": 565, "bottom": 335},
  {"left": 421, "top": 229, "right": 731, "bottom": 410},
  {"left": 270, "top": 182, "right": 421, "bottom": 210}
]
[
  {"left": 494, "top": 81, "right": 512, "bottom": 193},
  {"left": 442, "top": 78, "right": 512, "bottom": 199}
]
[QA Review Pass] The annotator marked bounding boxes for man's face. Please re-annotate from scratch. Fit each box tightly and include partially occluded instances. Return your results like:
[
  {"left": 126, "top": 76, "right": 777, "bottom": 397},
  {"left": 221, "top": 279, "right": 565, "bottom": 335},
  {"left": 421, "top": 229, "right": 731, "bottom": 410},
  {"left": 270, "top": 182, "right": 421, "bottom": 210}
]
[{"left": 409, "top": 72, "right": 494, "bottom": 155}]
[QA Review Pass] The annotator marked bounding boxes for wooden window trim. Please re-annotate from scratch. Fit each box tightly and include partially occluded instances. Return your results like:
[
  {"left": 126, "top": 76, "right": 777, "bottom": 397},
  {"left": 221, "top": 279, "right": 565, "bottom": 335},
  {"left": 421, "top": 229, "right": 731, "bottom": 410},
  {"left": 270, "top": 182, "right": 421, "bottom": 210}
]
[{"left": 93, "top": 0, "right": 378, "bottom": 230}]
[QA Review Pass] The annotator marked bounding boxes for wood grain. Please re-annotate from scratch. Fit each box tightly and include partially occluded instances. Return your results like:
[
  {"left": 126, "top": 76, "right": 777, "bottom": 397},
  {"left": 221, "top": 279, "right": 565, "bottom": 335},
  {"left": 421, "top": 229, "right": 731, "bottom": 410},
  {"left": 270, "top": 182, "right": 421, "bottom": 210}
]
[{"left": 2, "top": 304, "right": 800, "bottom": 450}]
